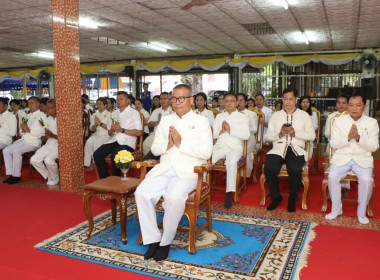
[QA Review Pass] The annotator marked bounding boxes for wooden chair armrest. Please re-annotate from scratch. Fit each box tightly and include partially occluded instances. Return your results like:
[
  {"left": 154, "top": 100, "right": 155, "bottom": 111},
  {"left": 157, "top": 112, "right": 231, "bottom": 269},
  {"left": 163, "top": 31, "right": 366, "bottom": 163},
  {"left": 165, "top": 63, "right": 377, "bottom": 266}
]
[{"left": 194, "top": 163, "right": 213, "bottom": 173}]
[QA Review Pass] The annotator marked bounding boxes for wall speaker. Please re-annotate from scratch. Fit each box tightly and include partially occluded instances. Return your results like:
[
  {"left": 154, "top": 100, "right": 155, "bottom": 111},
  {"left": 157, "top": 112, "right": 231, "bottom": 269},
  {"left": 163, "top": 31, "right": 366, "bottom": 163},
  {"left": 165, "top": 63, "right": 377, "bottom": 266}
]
[
  {"left": 125, "top": 66, "right": 134, "bottom": 79},
  {"left": 361, "top": 77, "right": 377, "bottom": 100}
]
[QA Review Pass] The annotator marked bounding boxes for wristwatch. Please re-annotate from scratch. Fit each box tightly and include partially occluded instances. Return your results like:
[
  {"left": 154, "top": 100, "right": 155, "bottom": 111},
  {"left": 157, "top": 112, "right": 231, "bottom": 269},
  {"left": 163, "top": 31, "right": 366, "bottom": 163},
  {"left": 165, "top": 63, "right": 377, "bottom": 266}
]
[
  {"left": 356, "top": 136, "right": 360, "bottom": 142},
  {"left": 99, "top": 122, "right": 103, "bottom": 127},
  {"left": 121, "top": 128, "right": 126, "bottom": 133}
]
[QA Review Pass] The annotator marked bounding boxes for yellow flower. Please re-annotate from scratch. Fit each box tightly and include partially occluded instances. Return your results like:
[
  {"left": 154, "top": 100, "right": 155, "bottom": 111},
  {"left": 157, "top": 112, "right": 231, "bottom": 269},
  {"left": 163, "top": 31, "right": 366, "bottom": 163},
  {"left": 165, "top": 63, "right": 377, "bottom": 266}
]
[{"left": 114, "top": 150, "right": 134, "bottom": 169}]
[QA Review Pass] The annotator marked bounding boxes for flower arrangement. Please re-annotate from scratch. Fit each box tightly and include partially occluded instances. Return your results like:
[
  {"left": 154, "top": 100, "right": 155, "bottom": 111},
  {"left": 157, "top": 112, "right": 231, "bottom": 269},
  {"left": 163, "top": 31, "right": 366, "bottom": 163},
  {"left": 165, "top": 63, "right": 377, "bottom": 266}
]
[
  {"left": 21, "top": 117, "right": 28, "bottom": 124},
  {"left": 114, "top": 150, "right": 134, "bottom": 169},
  {"left": 38, "top": 118, "right": 48, "bottom": 128}
]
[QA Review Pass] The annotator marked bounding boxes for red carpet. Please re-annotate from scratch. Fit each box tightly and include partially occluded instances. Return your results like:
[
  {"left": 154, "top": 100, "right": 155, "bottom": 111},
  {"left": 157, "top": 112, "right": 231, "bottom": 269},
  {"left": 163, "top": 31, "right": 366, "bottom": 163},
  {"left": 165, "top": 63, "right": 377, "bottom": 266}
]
[{"left": 1, "top": 159, "right": 380, "bottom": 279}]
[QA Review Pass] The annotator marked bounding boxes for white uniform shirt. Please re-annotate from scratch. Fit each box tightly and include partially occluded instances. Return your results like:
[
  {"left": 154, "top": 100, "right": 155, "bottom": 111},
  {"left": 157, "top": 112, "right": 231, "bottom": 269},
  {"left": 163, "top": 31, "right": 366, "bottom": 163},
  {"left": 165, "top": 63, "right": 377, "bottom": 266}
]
[
  {"left": 0, "top": 110, "right": 17, "bottom": 145},
  {"left": 256, "top": 106, "right": 272, "bottom": 143},
  {"left": 148, "top": 107, "right": 174, "bottom": 132},
  {"left": 149, "top": 110, "right": 213, "bottom": 179},
  {"left": 267, "top": 109, "right": 316, "bottom": 160},
  {"left": 21, "top": 110, "right": 47, "bottom": 147},
  {"left": 90, "top": 110, "right": 112, "bottom": 136},
  {"left": 330, "top": 114, "right": 379, "bottom": 168},
  {"left": 311, "top": 111, "right": 318, "bottom": 131},
  {"left": 106, "top": 106, "right": 142, "bottom": 150},
  {"left": 139, "top": 108, "right": 151, "bottom": 134},
  {"left": 193, "top": 108, "right": 214, "bottom": 126},
  {"left": 85, "top": 103, "right": 94, "bottom": 114},
  {"left": 213, "top": 110, "right": 250, "bottom": 152},
  {"left": 324, "top": 110, "right": 340, "bottom": 139},
  {"left": 45, "top": 116, "right": 58, "bottom": 145},
  {"left": 14, "top": 109, "right": 26, "bottom": 137}
]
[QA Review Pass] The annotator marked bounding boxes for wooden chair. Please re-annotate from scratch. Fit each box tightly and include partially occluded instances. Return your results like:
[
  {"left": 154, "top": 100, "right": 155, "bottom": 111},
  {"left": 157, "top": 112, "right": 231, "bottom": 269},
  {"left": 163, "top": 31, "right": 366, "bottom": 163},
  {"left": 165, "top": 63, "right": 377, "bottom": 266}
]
[
  {"left": 94, "top": 113, "right": 145, "bottom": 179},
  {"left": 259, "top": 142, "right": 311, "bottom": 210},
  {"left": 321, "top": 111, "right": 375, "bottom": 217},
  {"left": 310, "top": 107, "right": 321, "bottom": 174},
  {"left": 249, "top": 107, "right": 265, "bottom": 183},
  {"left": 211, "top": 140, "right": 248, "bottom": 203},
  {"left": 136, "top": 160, "right": 213, "bottom": 254}
]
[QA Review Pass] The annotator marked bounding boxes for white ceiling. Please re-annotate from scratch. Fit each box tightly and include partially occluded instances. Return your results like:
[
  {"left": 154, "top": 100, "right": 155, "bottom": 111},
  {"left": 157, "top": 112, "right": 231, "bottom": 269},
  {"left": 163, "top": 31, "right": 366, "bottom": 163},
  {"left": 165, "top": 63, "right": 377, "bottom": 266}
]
[{"left": 0, "top": 0, "right": 379, "bottom": 70}]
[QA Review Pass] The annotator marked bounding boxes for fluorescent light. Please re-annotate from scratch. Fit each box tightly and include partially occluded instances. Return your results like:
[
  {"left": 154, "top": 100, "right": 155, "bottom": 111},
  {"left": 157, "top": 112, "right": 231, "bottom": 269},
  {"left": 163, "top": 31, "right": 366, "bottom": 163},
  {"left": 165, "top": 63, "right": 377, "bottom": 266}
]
[
  {"left": 302, "top": 32, "right": 309, "bottom": 45},
  {"left": 79, "top": 17, "right": 99, "bottom": 29},
  {"left": 282, "top": 0, "right": 289, "bottom": 9},
  {"left": 146, "top": 42, "right": 167, "bottom": 52},
  {"left": 36, "top": 51, "right": 54, "bottom": 59}
]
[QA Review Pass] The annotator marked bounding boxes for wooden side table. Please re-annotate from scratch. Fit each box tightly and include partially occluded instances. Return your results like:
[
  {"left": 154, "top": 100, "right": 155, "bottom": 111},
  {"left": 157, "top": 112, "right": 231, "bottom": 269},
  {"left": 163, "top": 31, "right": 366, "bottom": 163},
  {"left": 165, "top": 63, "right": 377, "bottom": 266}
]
[{"left": 81, "top": 176, "right": 140, "bottom": 244}]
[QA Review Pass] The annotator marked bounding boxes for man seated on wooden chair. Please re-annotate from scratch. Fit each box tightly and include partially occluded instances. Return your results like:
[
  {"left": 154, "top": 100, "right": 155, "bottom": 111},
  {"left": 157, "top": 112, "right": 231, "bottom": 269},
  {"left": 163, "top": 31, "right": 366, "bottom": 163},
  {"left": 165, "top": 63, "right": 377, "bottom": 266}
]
[
  {"left": 325, "top": 92, "right": 379, "bottom": 224},
  {"left": 93, "top": 91, "right": 142, "bottom": 179},
  {"left": 30, "top": 100, "right": 59, "bottom": 187},
  {"left": 0, "top": 97, "right": 17, "bottom": 150},
  {"left": 237, "top": 93, "right": 258, "bottom": 180},
  {"left": 135, "top": 84, "right": 213, "bottom": 261},
  {"left": 264, "top": 88, "right": 315, "bottom": 212},
  {"left": 3, "top": 97, "right": 47, "bottom": 184},
  {"left": 212, "top": 93, "right": 250, "bottom": 209}
]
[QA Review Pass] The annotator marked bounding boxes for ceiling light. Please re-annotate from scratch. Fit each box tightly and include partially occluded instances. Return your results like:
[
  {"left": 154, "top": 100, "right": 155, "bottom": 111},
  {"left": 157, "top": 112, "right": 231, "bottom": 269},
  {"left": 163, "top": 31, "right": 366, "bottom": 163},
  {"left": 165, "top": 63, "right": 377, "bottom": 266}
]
[
  {"left": 282, "top": 0, "right": 289, "bottom": 10},
  {"left": 145, "top": 42, "right": 167, "bottom": 52},
  {"left": 36, "top": 51, "right": 54, "bottom": 59},
  {"left": 79, "top": 17, "right": 99, "bottom": 29},
  {"left": 302, "top": 32, "right": 309, "bottom": 45}
]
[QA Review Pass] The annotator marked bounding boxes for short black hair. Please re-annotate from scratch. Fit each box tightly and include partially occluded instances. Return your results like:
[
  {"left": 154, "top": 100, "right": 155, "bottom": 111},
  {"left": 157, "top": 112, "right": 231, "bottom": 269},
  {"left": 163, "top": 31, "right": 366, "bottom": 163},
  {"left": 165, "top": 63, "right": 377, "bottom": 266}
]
[
  {"left": 0, "top": 97, "right": 8, "bottom": 106},
  {"left": 28, "top": 96, "right": 40, "bottom": 103},
  {"left": 97, "top": 97, "right": 108, "bottom": 105},
  {"left": 349, "top": 92, "right": 366, "bottom": 105},
  {"left": 255, "top": 93, "right": 264, "bottom": 99},
  {"left": 116, "top": 91, "right": 130, "bottom": 99},
  {"left": 195, "top": 92, "right": 207, "bottom": 101},
  {"left": 281, "top": 88, "right": 298, "bottom": 97},
  {"left": 224, "top": 93, "right": 237, "bottom": 100},
  {"left": 10, "top": 99, "right": 20, "bottom": 106},
  {"left": 82, "top": 94, "right": 89, "bottom": 100},
  {"left": 173, "top": 84, "right": 192, "bottom": 95},
  {"left": 336, "top": 93, "right": 348, "bottom": 102}
]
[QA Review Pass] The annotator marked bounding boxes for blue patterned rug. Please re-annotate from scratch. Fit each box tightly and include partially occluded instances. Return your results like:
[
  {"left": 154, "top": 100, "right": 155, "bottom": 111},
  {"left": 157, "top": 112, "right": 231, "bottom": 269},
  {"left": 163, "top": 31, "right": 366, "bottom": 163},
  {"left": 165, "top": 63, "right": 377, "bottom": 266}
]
[{"left": 35, "top": 202, "right": 316, "bottom": 280}]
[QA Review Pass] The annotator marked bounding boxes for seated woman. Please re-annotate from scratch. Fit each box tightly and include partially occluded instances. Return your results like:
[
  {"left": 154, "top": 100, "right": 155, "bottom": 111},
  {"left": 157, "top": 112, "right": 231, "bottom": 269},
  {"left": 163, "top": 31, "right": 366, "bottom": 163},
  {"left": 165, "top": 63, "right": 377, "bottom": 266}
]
[
  {"left": 134, "top": 98, "right": 150, "bottom": 139},
  {"left": 247, "top": 98, "right": 255, "bottom": 109},
  {"left": 193, "top": 92, "right": 214, "bottom": 126},
  {"left": 274, "top": 99, "right": 283, "bottom": 111},
  {"left": 298, "top": 95, "right": 318, "bottom": 159},
  {"left": 84, "top": 97, "right": 112, "bottom": 170},
  {"left": 150, "top": 95, "right": 160, "bottom": 114},
  {"left": 10, "top": 99, "right": 26, "bottom": 138},
  {"left": 106, "top": 97, "right": 116, "bottom": 113}
]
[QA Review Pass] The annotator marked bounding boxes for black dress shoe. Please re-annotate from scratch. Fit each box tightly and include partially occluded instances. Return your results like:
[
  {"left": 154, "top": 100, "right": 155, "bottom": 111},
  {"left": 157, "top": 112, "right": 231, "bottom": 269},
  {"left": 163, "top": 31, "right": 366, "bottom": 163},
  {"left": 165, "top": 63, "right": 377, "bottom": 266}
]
[
  {"left": 3, "top": 176, "right": 13, "bottom": 183},
  {"left": 8, "top": 177, "right": 21, "bottom": 185},
  {"left": 224, "top": 192, "right": 232, "bottom": 209},
  {"left": 287, "top": 197, "right": 296, "bottom": 212},
  {"left": 144, "top": 242, "right": 160, "bottom": 260},
  {"left": 267, "top": 196, "right": 283, "bottom": 211},
  {"left": 153, "top": 245, "right": 170, "bottom": 261}
]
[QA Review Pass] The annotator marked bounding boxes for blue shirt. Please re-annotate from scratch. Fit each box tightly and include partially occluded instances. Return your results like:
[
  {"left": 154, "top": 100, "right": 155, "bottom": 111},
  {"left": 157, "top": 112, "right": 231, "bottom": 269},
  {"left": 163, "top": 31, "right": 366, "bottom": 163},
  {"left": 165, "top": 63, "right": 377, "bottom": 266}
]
[{"left": 141, "top": 91, "right": 152, "bottom": 111}]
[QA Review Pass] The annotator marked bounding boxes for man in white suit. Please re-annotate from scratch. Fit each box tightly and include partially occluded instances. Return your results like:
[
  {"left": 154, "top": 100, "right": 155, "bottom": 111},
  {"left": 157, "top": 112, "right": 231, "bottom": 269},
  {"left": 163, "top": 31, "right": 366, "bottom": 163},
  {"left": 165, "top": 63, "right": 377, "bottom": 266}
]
[
  {"left": 212, "top": 93, "right": 250, "bottom": 209},
  {"left": 135, "top": 84, "right": 213, "bottom": 261},
  {"left": 325, "top": 92, "right": 379, "bottom": 224}
]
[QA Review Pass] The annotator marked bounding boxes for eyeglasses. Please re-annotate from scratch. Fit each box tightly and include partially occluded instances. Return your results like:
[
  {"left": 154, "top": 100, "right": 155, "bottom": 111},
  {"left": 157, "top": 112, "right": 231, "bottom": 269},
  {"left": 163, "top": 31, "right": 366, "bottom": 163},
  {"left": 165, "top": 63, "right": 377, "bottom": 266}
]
[{"left": 169, "top": 96, "right": 192, "bottom": 103}]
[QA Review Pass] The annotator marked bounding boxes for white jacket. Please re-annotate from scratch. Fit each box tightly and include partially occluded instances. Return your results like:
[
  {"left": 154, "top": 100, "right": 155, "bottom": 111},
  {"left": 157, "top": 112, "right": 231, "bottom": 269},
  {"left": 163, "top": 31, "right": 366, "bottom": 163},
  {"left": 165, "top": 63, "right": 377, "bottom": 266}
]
[{"left": 149, "top": 110, "right": 213, "bottom": 179}]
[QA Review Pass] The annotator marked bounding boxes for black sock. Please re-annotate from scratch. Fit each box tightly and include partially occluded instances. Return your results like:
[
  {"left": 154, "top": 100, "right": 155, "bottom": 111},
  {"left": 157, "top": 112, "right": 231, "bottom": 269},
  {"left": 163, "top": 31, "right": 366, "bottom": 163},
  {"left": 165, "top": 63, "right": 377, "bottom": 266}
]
[
  {"left": 267, "top": 196, "right": 283, "bottom": 211},
  {"left": 224, "top": 192, "right": 232, "bottom": 209},
  {"left": 144, "top": 242, "right": 159, "bottom": 260},
  {"left": 287, "top": 197, "right": 296, "bottom": 212},
  {"left": 153, "top": 245, "right": 170, "bottom": 261}
]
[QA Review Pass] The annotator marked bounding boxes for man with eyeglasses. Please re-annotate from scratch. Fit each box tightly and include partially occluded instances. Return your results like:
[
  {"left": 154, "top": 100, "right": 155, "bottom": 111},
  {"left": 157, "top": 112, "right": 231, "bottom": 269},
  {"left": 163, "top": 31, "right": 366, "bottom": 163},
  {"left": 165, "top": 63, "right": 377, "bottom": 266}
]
[
  {"left": 143, "top": 92, "right": 173, "bottom": 156},
  {"left": 135, "top": 84, "right": 213, "bottom": 261},
  {"left": 212, "top": 93, "right": 250, "bottom": 209},
  {"left": 264, "top": 88, "right": 315, "bottom": 212}
]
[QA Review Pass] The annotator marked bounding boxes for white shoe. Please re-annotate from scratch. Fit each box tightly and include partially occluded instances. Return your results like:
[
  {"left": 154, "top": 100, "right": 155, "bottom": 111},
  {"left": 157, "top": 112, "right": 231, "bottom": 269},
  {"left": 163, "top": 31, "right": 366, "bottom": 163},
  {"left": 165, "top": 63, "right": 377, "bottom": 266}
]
[
  {"left": 325, "top": 211, "right": 343, "bottom": 220},
  {"left": 358, "top": 216, "right": 369, "bottom": 225},
  {"left": 47, "top": 177, "right": 60, "bottom": 186}
]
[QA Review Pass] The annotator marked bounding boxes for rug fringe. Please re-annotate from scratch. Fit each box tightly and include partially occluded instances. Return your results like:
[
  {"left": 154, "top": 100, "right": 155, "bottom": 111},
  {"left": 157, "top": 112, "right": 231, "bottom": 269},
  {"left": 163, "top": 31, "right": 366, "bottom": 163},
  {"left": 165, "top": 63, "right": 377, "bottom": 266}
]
[
  {"left": 293, "top": 222, "right": 318, "bottom": 280},
  {"left": 34, "top": 210, "right": 112, "bottom": 248}
]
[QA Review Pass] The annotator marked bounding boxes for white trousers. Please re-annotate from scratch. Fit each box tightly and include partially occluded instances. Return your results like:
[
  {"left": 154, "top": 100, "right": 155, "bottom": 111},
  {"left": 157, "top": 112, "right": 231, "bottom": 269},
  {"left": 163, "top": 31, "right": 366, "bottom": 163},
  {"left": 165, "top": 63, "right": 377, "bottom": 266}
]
[
  {"left": 3, "top": 140, "right": 38, "bottom": 177},
  {"left": 84, "top": 134, "right": 110, "bottom": 166},
  {"left": 328, "top": 160, "right": 373, "bottom": 218},
  {"left": 135, "top": 167, "right": 197, "bottom": 246},
  {"left": 30, "top": 143, "right": 59, "bottom": 183},
  {"left": 212, "top": 146, "right": 243, "bottom": 193},
  {"left": 246, "top": 135, "right": 256, "bottom": 177},
  {"left": 142, "top": 132, "right": 155, "bottom": 155},
  {"left": 0, "top": 143, "right": 8, "bottom": 150}
]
